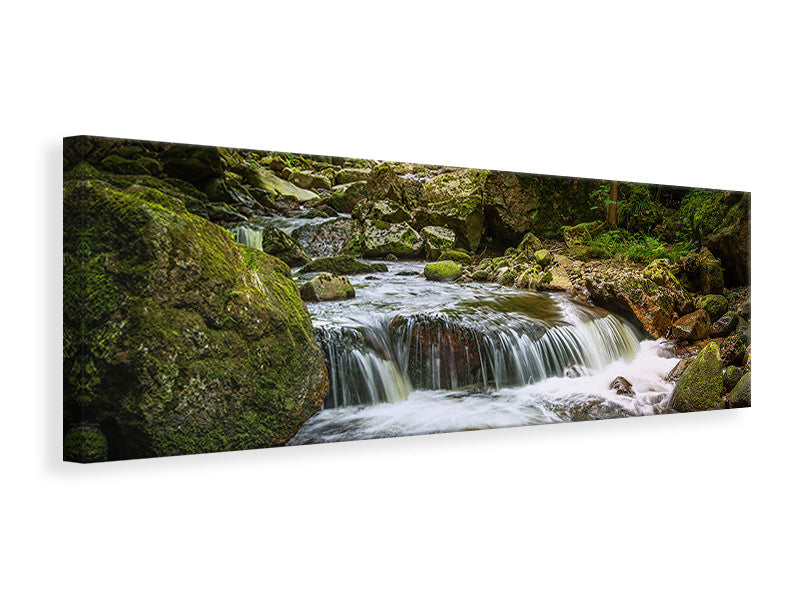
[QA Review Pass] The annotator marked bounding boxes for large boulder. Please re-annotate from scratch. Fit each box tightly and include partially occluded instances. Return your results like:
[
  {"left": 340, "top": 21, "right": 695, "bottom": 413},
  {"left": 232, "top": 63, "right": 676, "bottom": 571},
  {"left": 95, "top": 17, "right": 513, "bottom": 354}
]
[
  {"left": 297, "top": 255, "right": 388, "bottom": 276},
  {"left": 421, "top": 226, "right": 456, "bottom": 259},
  {"left": 682, "top": 248, "right": 725, "bottom": 295},
  {"left": 63, "top": 180, "right": 328, "bottom": 460},
  {"left": 697, "top": 294, "right": 729, "bottom": 322},
  {"left": 584, "top": 267, "right": 691, "bottom": 339},
  {"left": 299, "top": 273, "right": 355, "bottom": 302},
  {"left": 419, "top": 169, "right": 486, "bottom": 251},
  {"left": 329, "top": 181, "right": 367, "bottom": 214},
  {"left": 292, "top": 217, "right": 358, "bottom": 258},
  {"left": 335, "top": 168, "right": 371, "bottom": 186},
  {"left": 482, "top": 171, "right": 538, "bottom": 245},
  {"left": 290, "top": 170, "right": 332, "bottom": 191},
  {"left": 669, "top": 342, "right": 724, "bottom": 412},
  {"left": 231, "top": 162, "right": 320, "bottom": 202},
  {"left": 671, "top": 310, "right": 711, "bottom": 342},
  {"left": 362, "top": 220, "right": 424, "bottom": 258},
  {"left": 261, "top": 226, "right": 310, "bottom": 267}
]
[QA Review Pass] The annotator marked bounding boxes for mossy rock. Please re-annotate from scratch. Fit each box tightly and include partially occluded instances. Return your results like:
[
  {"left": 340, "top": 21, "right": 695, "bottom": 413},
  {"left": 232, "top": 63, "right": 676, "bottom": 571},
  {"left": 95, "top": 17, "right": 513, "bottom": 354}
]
[
  {"left": 517, "top": 232, "right": 544, "bottom": 257},
  {"left": 161, "top": 143, "right": 224, "bottom": 183},
  {"left": 563, "top": 221, "right": 604, "bottom": 248},
  {"left": 533, "top": 249, "right": 553, "bottom": 267},
  {"left": 728, "top": 371, "right": 751, "bottom": 408},
  {"left": 709, "top": 311, "right": 739, "bottom": 338},
  {"left": 424, "top": 260, "right": 462, "bottom": 282},
  {"left": 472, "top": 269, "right": 489, "bottom": 281},
  {"left": 335, "top": 168, "right": 371, "bottom": 186},
  {"left": 63, "top": 425, "right": 108, "bottom": 463},
  {"left": 421, "top": 226, "right": 456, "bottom": 260},
  {"left": 329, "top": 181, "right": 367, "bottom": 213},
  {"left": 299, "top": 273, "right": 355, "bottom": 302},
  {"left": 362, "top": 220, "right": 424, "bottom": 258},
  {"left": 643, "top": 258, "right": 681, "bottom": 289},
  {"left": 290, "top": 170, "right": 332, "bottom": 191},
  {"left": 499, "top": 269, "right": 517, "bottom": 286},
  {"left": 491, "top": 257, "right": 509, "bottom": 269},
  {"left": 723, "top": 365, "right": 743, "bottom": 391},
  {"left": 420, "top": 169, "right": 487, "bottom": 251},
  {"left": 261, "top": 226, "right": 310, "bottom": 267},
  {"left": 63, "top": 179, "right": 328, "bottom": 460},
  {"left": 298, "top": 255, "right": 387, "bottom": 276},
  {"left": 669, "top": 342, "right": 724, "bottom": 412},
  {"left": 697, "top": 294, "right": 729, "bottom": 322},
  {"left": 439, "top": 250, "right": 471, "bottom": 266},
  {"left": 231, "top": 162, "right": 319, "bottom": 202}
]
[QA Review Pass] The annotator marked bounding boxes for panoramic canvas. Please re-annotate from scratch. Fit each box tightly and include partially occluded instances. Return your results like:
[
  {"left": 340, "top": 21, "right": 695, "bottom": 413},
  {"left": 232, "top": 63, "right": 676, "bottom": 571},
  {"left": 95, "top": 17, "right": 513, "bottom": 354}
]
[{"left": 63, "top": 136, "right": 751, "bottom": 462}]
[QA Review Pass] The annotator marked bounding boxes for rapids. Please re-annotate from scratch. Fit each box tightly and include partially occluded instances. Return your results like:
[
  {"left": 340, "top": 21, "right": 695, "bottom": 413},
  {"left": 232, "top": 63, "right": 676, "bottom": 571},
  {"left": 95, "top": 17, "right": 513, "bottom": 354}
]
[{"left": 287, "top": 260, "right": 680, "bottom": 445}]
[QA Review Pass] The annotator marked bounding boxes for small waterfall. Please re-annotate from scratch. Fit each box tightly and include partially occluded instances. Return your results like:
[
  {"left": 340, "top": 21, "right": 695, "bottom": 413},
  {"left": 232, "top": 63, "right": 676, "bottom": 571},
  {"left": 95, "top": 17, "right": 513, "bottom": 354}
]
[
  {"left": 230, "top": 225, "right": 263, "bottom": 251},
  {"left": 316, "top": 313, "right": 641, "bottom": 408}
]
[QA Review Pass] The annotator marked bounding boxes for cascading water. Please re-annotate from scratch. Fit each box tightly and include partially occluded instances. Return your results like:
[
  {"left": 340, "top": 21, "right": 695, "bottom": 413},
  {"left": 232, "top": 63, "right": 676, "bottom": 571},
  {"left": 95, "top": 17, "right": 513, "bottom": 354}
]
[{"left": 288, "top": 261, "right": 680, "bottom": 445}]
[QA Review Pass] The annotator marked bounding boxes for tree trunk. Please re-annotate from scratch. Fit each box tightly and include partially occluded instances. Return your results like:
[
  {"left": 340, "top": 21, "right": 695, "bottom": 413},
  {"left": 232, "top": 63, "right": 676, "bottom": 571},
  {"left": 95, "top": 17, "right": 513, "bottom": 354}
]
[{"left": 608, "top": 180, "right": 618, "bottom": 229}]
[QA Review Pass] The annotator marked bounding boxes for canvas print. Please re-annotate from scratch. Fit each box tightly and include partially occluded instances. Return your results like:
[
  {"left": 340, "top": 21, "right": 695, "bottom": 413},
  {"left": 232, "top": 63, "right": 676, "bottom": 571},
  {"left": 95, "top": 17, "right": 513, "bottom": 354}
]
[{"left": 63, "top": 136, "right": 751, "bottom": 462}]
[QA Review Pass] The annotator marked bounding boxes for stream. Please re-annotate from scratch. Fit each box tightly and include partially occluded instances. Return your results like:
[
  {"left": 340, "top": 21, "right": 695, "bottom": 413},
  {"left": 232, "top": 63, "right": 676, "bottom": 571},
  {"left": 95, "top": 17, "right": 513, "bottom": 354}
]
[{"left": 230, "top": 214, "right": 680, "bottom": 446}]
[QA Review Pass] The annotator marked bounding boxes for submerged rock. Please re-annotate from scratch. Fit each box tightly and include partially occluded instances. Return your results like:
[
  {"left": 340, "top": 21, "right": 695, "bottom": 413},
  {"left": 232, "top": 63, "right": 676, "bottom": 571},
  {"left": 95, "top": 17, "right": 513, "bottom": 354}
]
[
  {"left": 610, "top": 376, "right": 634, "bottom": 396},
  {"left": 63, "top": 180, "right": 328, "bottom": 460},
  {"left": 300, "top": 273, "right": 356, "bottom": 302},
  {"left": 669, "top": 342, "right": 724, "bottom": 412},
  {"left": 298, "top": 255, "right": 387, "bottom": 276},
  {"left": 424, "top": 260, "right": 462, "bottom": 281}
]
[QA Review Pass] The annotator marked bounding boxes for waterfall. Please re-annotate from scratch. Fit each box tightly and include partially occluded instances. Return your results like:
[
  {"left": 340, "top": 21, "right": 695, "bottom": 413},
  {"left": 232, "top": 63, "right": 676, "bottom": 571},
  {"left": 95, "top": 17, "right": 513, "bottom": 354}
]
[
  {"left": 230, "top": 225, "right": 263, "bottom": 251},
  {"left": 317, "top": 313, "right": 641, "bottom": 408}
]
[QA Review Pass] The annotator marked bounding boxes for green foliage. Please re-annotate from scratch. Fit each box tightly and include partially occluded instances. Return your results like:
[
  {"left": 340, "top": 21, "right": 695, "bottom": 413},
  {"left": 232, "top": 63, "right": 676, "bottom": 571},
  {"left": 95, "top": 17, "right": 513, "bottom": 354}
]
[
  {"left": 681, "top": 189, "right": 725, "bottom": 245},
  {"left": 587, "top": 229, "right": 691, "bottom": 263}
]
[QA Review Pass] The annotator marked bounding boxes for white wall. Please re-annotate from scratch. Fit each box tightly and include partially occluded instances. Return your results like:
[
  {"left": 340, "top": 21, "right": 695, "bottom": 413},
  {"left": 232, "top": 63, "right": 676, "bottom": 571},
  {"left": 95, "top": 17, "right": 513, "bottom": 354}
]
[{"left": 3, "top": 2, "right": 796, "bottom": 599}]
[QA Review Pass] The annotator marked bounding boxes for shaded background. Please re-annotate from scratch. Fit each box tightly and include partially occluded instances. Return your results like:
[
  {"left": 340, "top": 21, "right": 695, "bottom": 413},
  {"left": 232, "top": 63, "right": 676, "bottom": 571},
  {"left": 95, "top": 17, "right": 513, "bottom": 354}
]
[{"left": 3, "top": 2, "right": 795, "bottom": 599}]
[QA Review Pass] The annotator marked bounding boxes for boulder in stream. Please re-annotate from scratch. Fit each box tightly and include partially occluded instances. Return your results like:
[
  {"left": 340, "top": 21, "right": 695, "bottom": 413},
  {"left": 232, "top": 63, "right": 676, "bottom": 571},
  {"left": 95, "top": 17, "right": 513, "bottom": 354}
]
[
  {"left": 669, "top": 341, "right": 724, "bottom": 412},
  {"left": 300, "top": 273, "right": 356, "bottom": 302},
  {"left": 362, "top": 220, "right": 424, "bottom": 258},
  {"left": 424, "top": 260, "right": 463, "bottom": 282}
]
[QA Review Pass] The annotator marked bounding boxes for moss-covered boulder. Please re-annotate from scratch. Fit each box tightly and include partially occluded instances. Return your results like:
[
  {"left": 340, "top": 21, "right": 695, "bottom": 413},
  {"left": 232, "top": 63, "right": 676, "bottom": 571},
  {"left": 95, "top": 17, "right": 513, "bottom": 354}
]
[
  {"left": 231, "top": 162, "right": 319, "bottom": 202},
  {"left": 682, "top": 248, "right": 725, "bottom": 295},
  {"left": 299, "top": 273, "right": 356, "bottom": 302},
  {"left": 424, "top": 260, "right": 462, "bottom": 282},
  {"left": 723, "top": 365, "right": 743, "bottom": 391},
  {"left": 584, "top": 268, "right": 688, "bottom": 338},
  {"left": 290, "top": 170, "right": 332, "bottom": 191},
  {"left": 261, "top": 226, "right": 310, "bottom": 267},
  {"left": 298, "top": 255, "right": 387, "bottom": 276},
  {"left": 728, "top": 371, "right": 751, "bottom": 408},
  {"left": 63, "top": 425, "right": 108, "bottom": 463},
  {"left": 362, "top": 220, "right": 424, "bottom": 258},
  {"left": 421, "top": 226, "right": 456, "bottom": 259},
  {"left": 364, "top": 164, "right": 405, "bottom": 205},
  {"left": 669, "top": 342, "right": 724, "bottom": 412},
  {"left": 335, "top": 168, "right": 371, "bottom": 186},
  {"left": 364, "top": 199, "right": 413, "bottom": 224},
  {"left": 329, "top": 181, "right": 367, "bottom": 213},
  {"left": 419, "top": 169, "right": 486, "bottom": 251},
  {"left": 564, "top": 221, "right": 605, "bottom": 248},
  {"left": 533, "top": 249, "right": 553, "bottom": 267},
  {"left": 697, "top": 294, "right": 729, "bottom": 322},
  {"left": 439, "top": 250, "right": 471, "bottom": 266},
  {"left": 472, "top": 269, "right": 489, "bottom": 281},
  {"left": 292, "top": 217, "right": 358, "bottom": 258},
  {"left": 63, "top": 180, "right": 328, "bottom": 460},
  {"left": 720, "top": 331, "right": 747, "bottom": 366},
  {"left": 517, "top": 232, "right": 544, "bottom": 257},
  {"left": 671, "top": 310, "right": 711, "bottom": 342}
]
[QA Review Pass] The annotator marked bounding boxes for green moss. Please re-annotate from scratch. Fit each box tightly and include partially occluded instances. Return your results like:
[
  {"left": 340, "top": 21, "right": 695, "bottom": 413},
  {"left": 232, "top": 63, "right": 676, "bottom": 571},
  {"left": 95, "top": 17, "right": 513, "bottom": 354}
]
[
  {"left": 670, "top": 342, "right": 724, "bottom": 412},
  {"left": 424, "top": 260, "right": 462, "bottom": 282},
  {"left": 298, "top": 255, "right": 388, "bottom": 275},
  {"left": 533, "top": 249, "right": 553, "bottom": 267},
  {"left": 472, "top": 269, "right": 489, "bottom": 281},
  {"left": 439, "top": 250, "right": 471, "bottom": 265}
]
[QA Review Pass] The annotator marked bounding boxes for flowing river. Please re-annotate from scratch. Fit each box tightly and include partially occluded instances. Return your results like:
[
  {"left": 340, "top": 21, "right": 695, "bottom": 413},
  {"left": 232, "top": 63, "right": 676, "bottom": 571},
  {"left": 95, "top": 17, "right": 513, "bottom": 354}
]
[{"left": 288, "top": 260, "right": 679, "bottom": 445}]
